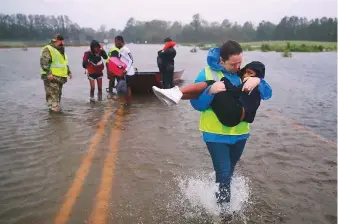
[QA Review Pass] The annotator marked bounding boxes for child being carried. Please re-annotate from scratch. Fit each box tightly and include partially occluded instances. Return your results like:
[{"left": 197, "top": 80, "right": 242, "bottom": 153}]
[{"left": 152, "top": 61, "right": 266, "bottom": 127}]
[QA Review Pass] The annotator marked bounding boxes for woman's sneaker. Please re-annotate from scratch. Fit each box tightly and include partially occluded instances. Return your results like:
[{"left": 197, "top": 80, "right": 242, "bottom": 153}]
[
  {"left": 152, "top": 86, "right": 183, "bottom": 106},
  {"left": 87, "top": 97, "right": 95, "bottom": 103}
]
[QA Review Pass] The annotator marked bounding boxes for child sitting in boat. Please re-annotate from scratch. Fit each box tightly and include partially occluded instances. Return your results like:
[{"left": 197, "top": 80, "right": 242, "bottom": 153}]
[{"left": 152, "top": 61, "right": 266, "bottom": 127}]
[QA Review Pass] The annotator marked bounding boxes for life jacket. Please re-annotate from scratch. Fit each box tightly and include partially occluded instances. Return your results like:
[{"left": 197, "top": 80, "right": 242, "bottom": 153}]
[
  {"left": 83, "top": 51, "right": 104, "bottom": 74},
  {"left": 106, "top": 46, "right": 120, "bottom": 63},
  {"left": 107, "top": 56, "right": 127, "bottom": 77},
  {"left": 162, "top": 41, "right": 176, "bottom": 50},
  {"left": 199, "top": 66, "right": 250, "bottom": 135}
]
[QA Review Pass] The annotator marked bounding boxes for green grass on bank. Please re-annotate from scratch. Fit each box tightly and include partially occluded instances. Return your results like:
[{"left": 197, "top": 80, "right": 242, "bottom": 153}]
[
  {"left": 239, "top": 40, "right": 336, "bottom": 47},
  {"left": 241, "top": 41, "right": 337, "bottom": 52},
  {"left": 0, "top": 41, "right": 88, "bottom": 48},
  {"left": 0, "top": 41, "right": 27, "bottom": 48},
  {"left": 1, "top": 40, "right": 337, "bottom": 52},
  {"left": 182, "top": 41, "right": 337, "bottom": 52}
]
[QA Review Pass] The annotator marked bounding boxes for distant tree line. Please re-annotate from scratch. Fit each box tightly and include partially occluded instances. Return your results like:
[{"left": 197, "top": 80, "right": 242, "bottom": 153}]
[{"left": 0, "top": 13, "right": 336, "bottom": 43}]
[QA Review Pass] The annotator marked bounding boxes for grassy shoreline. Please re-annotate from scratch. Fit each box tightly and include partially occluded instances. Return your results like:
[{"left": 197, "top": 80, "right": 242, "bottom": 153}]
[
  {"left": 1, "top": 40, "right": 337, "bottom": 52},
  {"left": 181, "top": 41, "right": 337, "bottom": 52},
  {"left": 0, "top": 41, "right": 89, "bottom": 49}
]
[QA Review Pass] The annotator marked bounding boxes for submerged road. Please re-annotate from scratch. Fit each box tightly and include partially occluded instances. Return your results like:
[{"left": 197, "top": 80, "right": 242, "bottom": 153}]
[{"left": 0, "top": 45, "right": 336, "bottom": 224}]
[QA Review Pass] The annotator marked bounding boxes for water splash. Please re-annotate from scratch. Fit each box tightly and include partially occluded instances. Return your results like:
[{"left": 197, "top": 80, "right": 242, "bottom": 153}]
[{"left": 169, "top": 171, "right": 251, "bottom": 223}]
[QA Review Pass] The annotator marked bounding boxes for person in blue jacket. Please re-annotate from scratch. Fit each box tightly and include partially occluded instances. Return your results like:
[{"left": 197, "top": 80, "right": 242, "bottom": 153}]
[{"left": 190, "top": 40, "right": 272, "bottom": 207}]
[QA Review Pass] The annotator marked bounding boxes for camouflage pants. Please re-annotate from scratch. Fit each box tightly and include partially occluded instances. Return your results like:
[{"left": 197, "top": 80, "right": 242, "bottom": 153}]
[{"left": 43, "top": 80, "right": 63, "bottom": 110}]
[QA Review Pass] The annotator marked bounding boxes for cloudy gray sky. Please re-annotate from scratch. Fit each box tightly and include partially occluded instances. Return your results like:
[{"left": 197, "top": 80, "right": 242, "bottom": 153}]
[{"left": 2, "top": 0, "right": 337, "bottom": 30}]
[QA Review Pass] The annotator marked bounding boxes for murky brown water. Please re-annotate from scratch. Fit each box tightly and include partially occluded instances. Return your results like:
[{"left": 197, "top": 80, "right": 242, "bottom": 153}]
[{"left": 0, "top": 45, "right": 336, "bottom": 224}]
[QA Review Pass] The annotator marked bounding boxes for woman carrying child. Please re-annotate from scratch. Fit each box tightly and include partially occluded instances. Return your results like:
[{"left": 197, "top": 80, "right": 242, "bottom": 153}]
[{"left": 153, "top": 40, "right": 272, "bottom": 210}]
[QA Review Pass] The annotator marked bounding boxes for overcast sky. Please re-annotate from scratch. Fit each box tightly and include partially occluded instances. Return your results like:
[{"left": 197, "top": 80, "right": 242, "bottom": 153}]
[{"left": 2, "top": 0, "right": 337, "bottom": 30}]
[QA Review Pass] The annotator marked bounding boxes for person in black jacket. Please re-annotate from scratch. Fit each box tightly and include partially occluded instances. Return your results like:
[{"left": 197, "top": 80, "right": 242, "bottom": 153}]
[
  {"left": 152, "top": 61, "right": 266, "bottom": 127},
  {"left": 157, "top": 37, "right": 176, "bottom": 89}
]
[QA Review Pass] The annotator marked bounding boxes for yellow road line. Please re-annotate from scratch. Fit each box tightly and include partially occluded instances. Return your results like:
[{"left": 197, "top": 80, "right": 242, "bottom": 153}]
[
  {"left": 89, "top": 105, "right": 125, "bottom": 224},
  {"left": 54, "top": 108, "right": 112, "bottom": 224}
]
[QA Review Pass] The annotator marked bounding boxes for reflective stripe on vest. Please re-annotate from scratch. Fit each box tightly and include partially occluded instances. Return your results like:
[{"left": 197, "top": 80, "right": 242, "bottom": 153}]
[
  {"left": 199, "top": 66, "right": 250, "bottom": 135},
  {"left": 40, "top": 45, "right": 68, "bottom": 77},
  {"left": 106, "top": 46, "right": 120, "bottom": 63}
]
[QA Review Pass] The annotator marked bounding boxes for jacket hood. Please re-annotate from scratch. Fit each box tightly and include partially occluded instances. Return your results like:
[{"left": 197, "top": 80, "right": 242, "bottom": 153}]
[
  {"left": 90, "top": 40, "right": 100, "bottom": 52},
  {"left": 241, "top": 61, "right": 265, "bottom": 79},
  {"left": 206, "top": 47, "right": 225, "bottom": 71}
]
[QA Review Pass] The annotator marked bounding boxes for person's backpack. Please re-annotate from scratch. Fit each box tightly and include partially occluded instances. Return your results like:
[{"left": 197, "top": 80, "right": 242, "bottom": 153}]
[
  {"left": 82, "top": 51, "right": 89, "bottom": 69},
  {"left": 115, "top": 78, "right": 127, "bottom": 95}
]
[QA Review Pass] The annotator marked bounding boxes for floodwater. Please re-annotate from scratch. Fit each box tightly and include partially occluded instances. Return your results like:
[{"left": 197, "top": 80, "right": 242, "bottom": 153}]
[{"left": 0, "top": 44, "right": 336, "bottom": 224}]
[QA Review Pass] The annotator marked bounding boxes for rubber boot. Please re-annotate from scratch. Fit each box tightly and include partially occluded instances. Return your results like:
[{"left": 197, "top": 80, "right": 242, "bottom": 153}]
[
  {"left": 108, "top": 79, "right": 114, "bottom": 93},
  {"left": 216, "top": 182, "right": 231, "bottom": 205}
]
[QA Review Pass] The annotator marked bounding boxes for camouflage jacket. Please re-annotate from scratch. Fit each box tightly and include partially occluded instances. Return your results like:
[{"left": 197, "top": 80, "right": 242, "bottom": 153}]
[{"left": 40, "top": 42, "right": 71, "bottom": 83}]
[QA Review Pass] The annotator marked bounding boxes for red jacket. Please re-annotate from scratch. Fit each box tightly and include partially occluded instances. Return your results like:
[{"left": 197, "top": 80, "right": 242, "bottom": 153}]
[{"left": 82, "top": 50, "right": 107, "bottom": 75}]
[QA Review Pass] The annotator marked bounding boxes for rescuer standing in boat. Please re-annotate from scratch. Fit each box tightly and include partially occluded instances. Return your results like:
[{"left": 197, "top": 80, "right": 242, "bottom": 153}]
[{"left": 157, "top": 37, "right": 176, "bottom": 89}]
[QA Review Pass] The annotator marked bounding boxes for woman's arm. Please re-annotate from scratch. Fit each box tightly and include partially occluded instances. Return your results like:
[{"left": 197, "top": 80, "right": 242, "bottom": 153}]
[
  {"left": 190, "top": 68, "right": 215, "bottom": 111},
  {"left": 258, "top": 79, "right": 272, "bottom": 100},
  {"left": 101, "top": 49, "right": 108, "bottom": 59},
  {"left": 242, "top": 77, "right": 272, "bottom": 100}
]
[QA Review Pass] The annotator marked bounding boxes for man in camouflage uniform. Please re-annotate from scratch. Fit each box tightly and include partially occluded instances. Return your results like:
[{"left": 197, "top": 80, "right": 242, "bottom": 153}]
[{"left": 40, "top": 34, "right": 72, "bottom": 112}]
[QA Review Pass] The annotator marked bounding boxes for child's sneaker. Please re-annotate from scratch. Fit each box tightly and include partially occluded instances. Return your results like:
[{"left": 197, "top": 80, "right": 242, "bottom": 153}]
[{"left": 152, "top": 86, "right": 183, "bottom": 106}]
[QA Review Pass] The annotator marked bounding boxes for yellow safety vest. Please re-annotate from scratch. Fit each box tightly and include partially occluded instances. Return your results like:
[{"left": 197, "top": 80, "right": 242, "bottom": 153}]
[
  {"left": 106, "top": 45, "right": 120, "bottom": 63},
  {"left": 199, "top": 66, "right": 250, "bottom": 135},
  {"left": 40, "top": 45, "right": 68, "bottom": 77}
]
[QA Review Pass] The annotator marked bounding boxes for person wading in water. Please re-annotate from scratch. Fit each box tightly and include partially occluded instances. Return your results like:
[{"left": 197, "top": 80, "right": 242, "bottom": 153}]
[
  {"left": 164, "top": 41, "right": 272, "bottom": 217},
  {"left": 190, "top": 40, "right": 272, "bottom": 212},
  {"left": 82, "top": 40, "right": 108, "bottom": 102},
  {"left": 106, "top": 36, "right": 135, "bottom": 105},
  {"left": 40, "top": 34, "right": 72, "bottom": 112}
]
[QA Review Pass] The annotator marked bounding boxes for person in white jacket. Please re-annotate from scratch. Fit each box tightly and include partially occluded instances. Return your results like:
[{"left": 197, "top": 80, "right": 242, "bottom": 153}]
[
  {"left": 114, "top": 35, "right": 134, "bottom": 104},
  {"left": 119, "top": 45, "right": 135, "bottom": 76}
]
